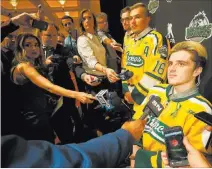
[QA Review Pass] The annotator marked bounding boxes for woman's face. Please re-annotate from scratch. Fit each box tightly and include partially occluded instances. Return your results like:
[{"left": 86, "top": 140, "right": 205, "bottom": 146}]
[
  {"left": 82, "top": 11, "right": 95, "bottom": 32},
  {"left": 23, "top": 37, "right": 40, "bottom": 59}
]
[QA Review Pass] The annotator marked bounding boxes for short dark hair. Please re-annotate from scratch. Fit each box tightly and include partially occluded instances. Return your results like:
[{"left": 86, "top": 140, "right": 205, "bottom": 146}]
[
  {"left": 120, "top": 6, "right": 131, "bottom": 17},
  {"left": 61, "top": 15, "right": 74, "bottom": 24},
  {"left": 79, "top": 9, "right": 97, "bottom": 34},
  {"left": 40, "top": 23, "right": 59, "bottom": 33}
]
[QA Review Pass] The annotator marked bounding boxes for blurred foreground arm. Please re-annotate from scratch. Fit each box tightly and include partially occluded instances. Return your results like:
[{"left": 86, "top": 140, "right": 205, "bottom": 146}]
[{"left": 2, "top": 120, "right": 146, "bottom": 168}]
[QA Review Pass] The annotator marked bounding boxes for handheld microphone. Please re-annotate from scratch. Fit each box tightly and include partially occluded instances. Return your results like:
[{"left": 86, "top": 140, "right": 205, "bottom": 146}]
[
  {"left": 118, "top": 70, "right": 133, "bottom": 81},
  {"left": 95, "top": 89, "right": 111, "bottom": 109},
  {"left": 140, "top": 95, "right": 164, "bottom": 120},
  {"left": 95, "top": 90, "right": 122, "bottom": 111}
]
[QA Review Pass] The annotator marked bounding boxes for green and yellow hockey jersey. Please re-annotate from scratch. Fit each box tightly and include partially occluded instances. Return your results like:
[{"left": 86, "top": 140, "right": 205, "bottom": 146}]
[
  {"left": 121, "top": 27, "right": 170, "bottom": 108},
  {"left": 133, "top": 84, "right": 212, "bottom": 168},
  {"left": 121, "top": 31, "right": 133, "bottom": 68}
]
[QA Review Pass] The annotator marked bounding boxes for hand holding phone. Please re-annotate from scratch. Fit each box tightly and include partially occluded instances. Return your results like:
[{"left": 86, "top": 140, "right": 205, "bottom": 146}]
[
  {"left": 31, "top": 19, "right": 48, "bottom": 31},
  {"left": 164, "top": 126, "right": 189, "bottom": 167}
]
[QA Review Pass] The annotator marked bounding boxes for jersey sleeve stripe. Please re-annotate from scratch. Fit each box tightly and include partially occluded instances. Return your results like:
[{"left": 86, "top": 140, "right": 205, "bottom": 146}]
[
  {"left": 147, "top": 33, "right": 158, "bottom": 55},
  {"left": 189, "top": 97, "right": 212, "bottom": 114},
  {"left": 131, "top": 86, "right": 146, "bottom": 105},
  {"left": 145, "top": 72, "right": 164, "bottom": 82},
  {"left": 139, "top": 74, "right": 161, "bottom": 89}
]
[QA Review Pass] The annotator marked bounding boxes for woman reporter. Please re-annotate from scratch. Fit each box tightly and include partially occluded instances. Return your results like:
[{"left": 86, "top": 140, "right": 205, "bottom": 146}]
[
  {"left": 77, "top": 9, "right": 119, "bottom": 83},
  {"left": 11, "top": 33, "right": 95, "bottom": 143}
]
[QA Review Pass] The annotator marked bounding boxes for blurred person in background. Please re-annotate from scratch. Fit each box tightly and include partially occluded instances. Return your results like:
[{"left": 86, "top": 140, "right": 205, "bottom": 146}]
[{"left": 57, "top": 32, "right": 65, "bottom": 46}]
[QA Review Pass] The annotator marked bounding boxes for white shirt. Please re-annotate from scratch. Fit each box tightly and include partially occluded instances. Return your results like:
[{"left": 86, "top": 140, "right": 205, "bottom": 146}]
[{"left": 77, "top": 33, "right": 106, "bottom": 76}]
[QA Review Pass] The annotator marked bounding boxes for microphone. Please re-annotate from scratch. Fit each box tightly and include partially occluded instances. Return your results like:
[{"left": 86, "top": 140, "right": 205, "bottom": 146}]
[
  {"left": 118, "top": 70, "right": 133, "bottom": 81},
  {"left": 95, "top": 90, "right": 122, "bottom": 111},
  {"left": 140, "top": 95, "right": 164, "bottom": 120}
]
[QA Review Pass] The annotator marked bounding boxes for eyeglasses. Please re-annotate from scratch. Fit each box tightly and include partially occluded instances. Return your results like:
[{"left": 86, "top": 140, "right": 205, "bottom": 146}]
[
  {"left": 7, "top": 34, "right": 17, "bottom": 39},
  {"left": 120, "top": 17, "right": 131, "bottom": 23},
  {"left": 63, "top": 22, "right": 72, "bottom": 27}
]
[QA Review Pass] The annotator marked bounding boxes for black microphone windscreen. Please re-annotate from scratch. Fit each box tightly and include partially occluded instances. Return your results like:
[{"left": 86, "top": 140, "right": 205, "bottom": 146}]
[
  {"left": 126, "top": 71, "right": 133, "bottom": 78},
  {"left": 107, "top": 91, "right": 121, "bottom": 107}
]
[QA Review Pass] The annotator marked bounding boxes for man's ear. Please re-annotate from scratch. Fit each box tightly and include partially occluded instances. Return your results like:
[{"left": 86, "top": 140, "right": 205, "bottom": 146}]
[
  {"left": 193, "top": 66, "right": 202, "bottom": 77},
  {"left": 147, "top": 16, "right": 151, "bottom": 25}
]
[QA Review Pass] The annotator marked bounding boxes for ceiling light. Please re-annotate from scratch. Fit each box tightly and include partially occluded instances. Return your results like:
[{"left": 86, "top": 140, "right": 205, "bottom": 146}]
[
  {"left": 10, "top": 0, "right": 18, "bottom": 9},
  {"left": 58, "top": 0, "right": 66, "bottom": 6},
  {"left": 64, "top": 11, "right": 69, "bottom": 16}
]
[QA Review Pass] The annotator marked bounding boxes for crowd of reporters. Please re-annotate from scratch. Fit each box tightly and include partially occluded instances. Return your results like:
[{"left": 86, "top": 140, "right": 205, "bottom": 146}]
[{"left": 1, "top": 2, "right": 212, "bottom": 168}]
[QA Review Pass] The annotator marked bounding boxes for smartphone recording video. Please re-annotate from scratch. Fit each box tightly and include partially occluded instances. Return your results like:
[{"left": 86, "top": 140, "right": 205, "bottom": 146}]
[
  {"left": 31, "top": 19, "right": 48, "bottom": 31},
  {"left": 164, "top": 126, "right": 189, "bottom": 167}
]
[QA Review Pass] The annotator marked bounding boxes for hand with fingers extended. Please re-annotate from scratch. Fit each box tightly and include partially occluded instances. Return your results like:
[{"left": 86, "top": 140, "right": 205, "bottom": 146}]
[
  {"left": 74, "top": 92, "right": 96, "bottom": 104},
  {"left": 105, "top": 68, "right": 119, "bottom": 83},
  {"left": 110, "top": 42, "right": 123, "bottom": 53},
  {"left": 161, "top": 137, "right": 211, "bottom": 168}
]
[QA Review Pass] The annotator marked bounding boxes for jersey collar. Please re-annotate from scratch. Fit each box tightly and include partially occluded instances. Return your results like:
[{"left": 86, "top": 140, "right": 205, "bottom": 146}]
[
  {"left": 134, "top": 27, "right": 152, "bottom": 41},
  {"left": 166, "top": 85, "right": 200, "bottom": 102}
]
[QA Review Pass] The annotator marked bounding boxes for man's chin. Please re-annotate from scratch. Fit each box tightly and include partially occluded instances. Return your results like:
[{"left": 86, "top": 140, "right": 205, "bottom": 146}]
[{"left": 168, "top": 80, "right": 179, "bottom": 86}]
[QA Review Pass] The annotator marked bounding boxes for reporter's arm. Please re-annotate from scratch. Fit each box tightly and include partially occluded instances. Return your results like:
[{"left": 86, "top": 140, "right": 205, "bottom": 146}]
[
  {"left": 1, "top": 20, "right": 19, "bottom": 42},
  {"left": 2, "top": 129, "right": 134, "bottom": 168},
  {"left": 1, "top": 12, "right": 34, "bottom": 42},
  {"left": 14, "top": 63, "right": 95, "bottom": 103}
]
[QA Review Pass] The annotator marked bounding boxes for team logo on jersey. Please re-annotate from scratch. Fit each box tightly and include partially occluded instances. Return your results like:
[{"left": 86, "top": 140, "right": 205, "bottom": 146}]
[
  {"left": 166, "top": 23, "right": 175, "bottom": 44},
  {"left": 166, "top": 0, "right": 172, "bottom": 3},
  {"left": 126, "top": 52, "right": 144, "bottom": 67},
  {"left": 144, "top": 116, "right": 168, "bottom": 144},
  {"left": 148, "top": 0, "right": 159, "bottom": 14},
  {"left": 185, "top": 11, "right": 212, "bottom": 43},
  {"left": 158, "top": 45, "right": 168, "bottom": 59}
]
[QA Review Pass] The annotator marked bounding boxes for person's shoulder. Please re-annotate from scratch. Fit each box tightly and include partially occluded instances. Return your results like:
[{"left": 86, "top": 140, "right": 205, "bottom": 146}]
[
  {"left": 78, "top": 34, "right": 87, "bottom": 40},
  {"left": 97, "top": 30, "right": 105, "bottom": 35},
  {"left": 151, "top": 29, "right": 164, "bottom": 36},
  {"left": 77, "top": 35, "right": 89, "bottom": 46},
  {"left": 189, "top": 95, "right": 212, "bottom": 113},
  {"left": 147, "top": 29, "right": 166, "bottom": 41}
]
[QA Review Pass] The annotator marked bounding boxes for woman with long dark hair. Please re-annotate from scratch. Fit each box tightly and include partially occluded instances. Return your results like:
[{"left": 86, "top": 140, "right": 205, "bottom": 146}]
[{"left": 11, "top": 33, "right": 95, "bottom": 143}]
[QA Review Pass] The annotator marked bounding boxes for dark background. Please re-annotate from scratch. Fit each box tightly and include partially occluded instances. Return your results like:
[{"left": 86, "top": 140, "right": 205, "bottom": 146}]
[{"left": 100, "top": 0, "right": 212, "bottom": 99}]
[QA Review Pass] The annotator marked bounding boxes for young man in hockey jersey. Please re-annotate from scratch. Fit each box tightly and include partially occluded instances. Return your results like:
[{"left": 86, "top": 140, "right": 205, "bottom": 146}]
[
  {"left": 121, "top": 3, "right": 170, "bottom": 114},
  {"left": 131, "top": 41, "right": 212, "bottom": 168}
]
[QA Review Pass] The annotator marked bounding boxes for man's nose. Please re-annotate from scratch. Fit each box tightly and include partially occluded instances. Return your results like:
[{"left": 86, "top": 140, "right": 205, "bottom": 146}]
[{"left": 169, "top": 64, "right": 177, "bottom": 72}]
